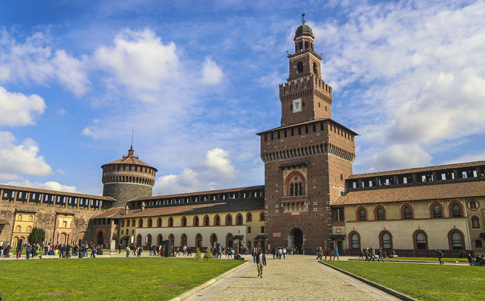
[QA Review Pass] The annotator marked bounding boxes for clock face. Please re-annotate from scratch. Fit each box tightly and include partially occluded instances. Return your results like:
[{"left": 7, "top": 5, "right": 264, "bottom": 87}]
[{"left": 293, "top": 98, "right": 302, "bottom": 113}]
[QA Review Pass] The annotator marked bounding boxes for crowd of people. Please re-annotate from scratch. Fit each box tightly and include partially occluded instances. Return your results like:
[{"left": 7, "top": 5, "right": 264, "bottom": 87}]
[{"left": 0, "top": 242, "right": 106, "bottom": 260}]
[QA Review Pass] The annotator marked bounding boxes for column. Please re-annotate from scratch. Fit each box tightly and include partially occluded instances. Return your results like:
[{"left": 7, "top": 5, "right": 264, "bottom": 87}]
[
  {"left": 13, "top": 190, "right": 18, "bottom": 203},
  {"left": 88, "top": 198, "right": 91, "bottom": 210},
  {"left": 98, "top": 200, "right": 102, "bottom": 210},
  {"left": 26, "top": 192, "right": 31, "bottom": 205},
  {"left": 477, "top": 167, "right": 482, "bottom": 178},
  {"left": 40, "top": 194, "right": 44, "bottom": 206},
  {"left": 77, "top": 198, "right": 80, "bottom": 209},
  {"left": 0, "top": 188, "right": 4, "bottom": 202},
  {"left": 65, "top": 196, "right": 68, "bottom": 208}
]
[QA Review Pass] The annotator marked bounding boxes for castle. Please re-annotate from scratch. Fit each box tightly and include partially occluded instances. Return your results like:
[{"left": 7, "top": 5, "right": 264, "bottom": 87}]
[{"left": 1, "top": 19, "right": 484, "bottom": 256}]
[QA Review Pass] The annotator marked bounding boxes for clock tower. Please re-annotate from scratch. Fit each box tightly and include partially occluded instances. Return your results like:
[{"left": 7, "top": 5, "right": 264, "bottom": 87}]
[{"left": 258, "top": 16, "right": 357, "bottom": 254}]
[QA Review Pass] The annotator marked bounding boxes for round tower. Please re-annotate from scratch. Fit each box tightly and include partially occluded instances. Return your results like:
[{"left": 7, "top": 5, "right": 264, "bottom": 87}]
[{"left": 101, "top": 146, "right": 157, "bottom": 208}]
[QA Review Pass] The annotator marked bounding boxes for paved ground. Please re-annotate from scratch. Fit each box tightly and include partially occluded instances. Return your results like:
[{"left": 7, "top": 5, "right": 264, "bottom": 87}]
[{"left": 185, "top": 255, "right": 400, "bottom": 301}]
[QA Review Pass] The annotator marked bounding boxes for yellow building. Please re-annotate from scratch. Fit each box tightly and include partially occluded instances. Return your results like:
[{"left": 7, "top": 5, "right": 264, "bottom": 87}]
[{"left": 11, "top": 211, "right": 35, "bottom": 247}]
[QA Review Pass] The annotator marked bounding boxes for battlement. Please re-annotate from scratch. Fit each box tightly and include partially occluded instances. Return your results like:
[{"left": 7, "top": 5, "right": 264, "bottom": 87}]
[{"left": 279, "top": 75, "right": 332, "bottom": 98}]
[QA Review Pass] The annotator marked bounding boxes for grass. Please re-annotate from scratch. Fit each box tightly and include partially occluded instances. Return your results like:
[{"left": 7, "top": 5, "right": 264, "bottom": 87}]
[
  {"left": 385, "top": 257, "right": 469, "bottom": 262},
  {"left": 325, "top": 261, "right": 484, "bottom": 301},
  {"left": 0, "top": 257, "right": 243, "bottom": 300}
]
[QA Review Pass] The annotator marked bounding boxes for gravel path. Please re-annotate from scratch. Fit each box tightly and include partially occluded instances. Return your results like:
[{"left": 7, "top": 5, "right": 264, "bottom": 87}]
[{"left": 210, "top": 255, "right": 377, "bottom": 301}]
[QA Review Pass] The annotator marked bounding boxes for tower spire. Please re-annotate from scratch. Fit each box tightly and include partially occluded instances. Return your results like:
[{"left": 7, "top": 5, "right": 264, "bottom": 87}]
[
  {"left": 128, "top": 126, "right": 135, "bottom": 156},
  {"left": 301, "top": 13, "right": 306, "bottom": 24}
]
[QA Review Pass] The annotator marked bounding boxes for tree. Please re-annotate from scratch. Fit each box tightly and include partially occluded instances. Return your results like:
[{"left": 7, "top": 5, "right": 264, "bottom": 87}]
[{"left": 28, "top": 227, "right": 45, "bottom": 245}]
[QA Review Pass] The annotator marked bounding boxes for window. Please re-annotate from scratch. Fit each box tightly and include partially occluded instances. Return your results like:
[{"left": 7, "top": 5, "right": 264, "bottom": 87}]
[
  {"left": 121, "top": 220, "right": 125, "bottom": 227},
  {"left": 204, "top": 216, "right": 210, "bottom": 226},
  {"left": 313, "top": 62, "right": 318, "bottom": 75},
  {"left": 285, "top": 171, "right": 306, "bottom": 197},
  {"left": 27, "top": 226, "right": 32, "bottom": 232},
  {"left": 351, "top": 233, "right": 360, "bottom": 249},
  {"left": 181, "top": 234, "right": 187, "bottom": 246},
  {"left": 63, "top": 221, "right": 67, "bottom": 228},
  {"left": 148, "top": 218, "right": 153, "bottom": 228},
  {"left": 138, "top": 219, "right": 143, "bottom": 228},
  {"left": 432, "top": 204, "right": 442, "bottom": 218},
  {"left": 196, "top": 234, "right": 202, "bottom": 248},
  {"left": 16, "top": 225, "right": 21, "bottom": 232},
  {"left": 169, "top": 217, "right": 173, "bottom": 227},
  {"left": 376, "top": 207, "right": 385, "bottom": 220},
  {"left": 215, "top": 215, "right": 220, "bottom": 226},
  {"left": 132, "top": 219, "right": 135, "bottom": 227},
  {"left": 169, "top": 234, "right": 174, "bottom": 246},
  {"left": 382, "top": 233, "right": 391, "bottom": 249},
  {"left": 226, "top": 214, "right": 232, "bottom": 225},
  {"left": 259, "top": 211, "right": 265, "bottom": 221},
  {"left": 211, "top": 233, "right": 217, "bottom": 244},
  {"left": 248, "top": 226, "right": 251, "bottom": 233},
  {"left": 476, "top": 240, "right": 483, "bottom": 248},
  {"left": 17, "top": 215, "right": 22, "bottom": 221},
  {"left": 470, "top": 201, "right": 477, "bottom": 209},
  {"left": 247, "top": 213, "right": 252, "bottom": 222},
  {"left": 121, "top": 230, "right": 124, "bottom": 235},
  {"left": 261, "top": 226, "right": 265, "bottom": 233},
  {"left": 227, "top": 234, "right": 233, "bottom": 248},
  {"left": 403, "top": 206, "right": 413, "bottom": 219},
  {"left": 333, "top": 208, "right": 344, "bottom": 222},
  {"left": 451, "top": 204, "right": 462, "bottom": 217},
  {"left": 237, "top": 214, "right": 243, "bottom": 225},
  {"left": 416, "top": 232, "right": 427, "bottom": 250},
  {"left": 247, "top": 241, "right": 251, "bottom": 249},
  {"left": 157, "top": 218, "right": 162, "bottom": 227},
  {"left": 472, "top": 216, "right": 480, "bottom": 228},
  {"left": 297, "top": 62, "right": 303, "bottom": 73},
  {"left": 358, "top": 209, "right": 366, "bottom": 221},
  {"left": 194, "top": 216, "right": 199, "bottom": 227},
  {"left": 182, "top": 217, "right": 187, "bottom": 227},
  {"left": 451, "top": 232, "right": 463, "bottom": 250}
]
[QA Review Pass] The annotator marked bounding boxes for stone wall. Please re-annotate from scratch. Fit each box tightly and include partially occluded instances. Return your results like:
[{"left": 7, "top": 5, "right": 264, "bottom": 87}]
[{"left": 103, "top": 183, "right": 152, "bottom": 208}]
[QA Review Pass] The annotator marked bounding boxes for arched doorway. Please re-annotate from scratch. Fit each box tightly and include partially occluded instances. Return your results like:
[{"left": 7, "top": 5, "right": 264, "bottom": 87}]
[
  {"left": 97, "top": 231, "right": 104, "bottom": 246},
  {"left": 290, "top": 228, "right": 303, "bottom": 250}
]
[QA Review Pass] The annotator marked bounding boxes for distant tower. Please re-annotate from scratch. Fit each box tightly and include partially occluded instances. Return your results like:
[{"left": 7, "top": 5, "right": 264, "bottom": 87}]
[{"left": 101, "top": 146, "right": 157, "bottom": 208}]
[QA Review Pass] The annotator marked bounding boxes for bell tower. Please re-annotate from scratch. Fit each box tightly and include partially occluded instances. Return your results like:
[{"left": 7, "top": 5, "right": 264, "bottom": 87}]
[
  {"left": 280, "top": 14, "right": 333, "bottom": 126},
  {"left": 258, "top": 15, "right": 357, "bottom": 254}
]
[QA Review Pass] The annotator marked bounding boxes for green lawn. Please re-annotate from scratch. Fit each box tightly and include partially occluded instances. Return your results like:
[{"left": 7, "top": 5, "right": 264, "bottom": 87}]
[
  {"left": 0, "top": 257, "right": 243, "bottom": 300},
  {"left": 325, "top": 261, "right": 483, "bottom": 301},
  {"left": 385, "top": 257, "right": 469, "bottom": 262}
]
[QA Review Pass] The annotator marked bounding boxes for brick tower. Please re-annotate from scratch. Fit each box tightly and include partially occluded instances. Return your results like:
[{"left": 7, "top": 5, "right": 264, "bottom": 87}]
[
  {"left": 101, "top": 146, "right": 157, "bottom": 208},
  {"left": 258, "top": 17, "right": 357, "bottom": 254}
]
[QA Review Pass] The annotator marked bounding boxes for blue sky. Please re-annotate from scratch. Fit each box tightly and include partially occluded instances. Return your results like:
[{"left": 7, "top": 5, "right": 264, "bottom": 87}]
[{"left": 1, "top": 0, "right": 484, "bottom": 195}]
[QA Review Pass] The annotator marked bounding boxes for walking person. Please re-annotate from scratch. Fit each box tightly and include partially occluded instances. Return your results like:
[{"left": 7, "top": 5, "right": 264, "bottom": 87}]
[
  {"left": 256, "top": 249, "right": 267, "bottom": 278},
  {"left": 377, "top": 247, "right": 384, "bottom": 262},
  {"left": 334, "top": 246, "right": 340, "bottom": 260},
  {"left": 437, "top": 249, "right": 444, "bottom": 265}
]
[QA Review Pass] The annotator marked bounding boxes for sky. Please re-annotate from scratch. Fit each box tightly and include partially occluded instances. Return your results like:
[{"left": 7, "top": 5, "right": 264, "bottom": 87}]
[{"left": 0, "top": 0, "right": 484, "bottom": 196}]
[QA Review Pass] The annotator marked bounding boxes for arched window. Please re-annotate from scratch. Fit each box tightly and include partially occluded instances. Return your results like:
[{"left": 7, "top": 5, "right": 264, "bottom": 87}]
[
  {"left": 236, "top": 214, "right": 243, "bottom": 225},
  {"left": 27, "top": 226, "right": 32, "bottom": 233},
  {"left": 121, "top": 220, "right": 125, "bottom": 227},
  {"left": 298, "top": 42, "right": 303, "bottom": 52},
  {"left": 375, "top": 206, "right": 385, "bottom": 220},
  {"left": 285, "top": 171, "right": 306, "bottom": 197},
  {"left": 169, "top": 234, "right": 174, "bottom": 246},
  {"left": 431, "top": 203, "right": 443, "bottom": 218},
  {"left": 313, "top": 62, "right": 318, "bottom": 75},
  {"left": 195, "top": 234, "right": 202, "bottom": 248},
  {"left": 132, "top": 219, "right": 135, "bottom": 227},
  {"left": 297, "top": 62, "right": 303, "bottom": 74},
  {"left": 181, "top": 234, "right": 187, "bottom": 246},
  {"left": 259, "top": 211, "right": 265, "bottom": 221},
  {"left": 451, "top": 203, "right": 462, "bottom": 217},
  {"left": 17, "top": 215, "right": 22, "bottom": 221},
  {"left": 168, "top": 217, "right": 174, "bottom": 227},
  {"left": 157, "top": 234, "right": 163, "bottom": 245},
  {"left": 472, "top": 216, "right": 480, "bottom": 228},
  {"left": 16, "top": 225, "right": 21, "bottom": 232},
  {"left": 215, "top": 215, "right": 221, "bottom": 226},
  {"left": 194, "top": 216, "right": 199, "bottom": 227},
  {"left": 304, "top": 41, "right": 309, "bottom": 50},
  {"left": 181, "top": 216, "right": 187, "bottom": 227},
  {"left": 146, "top": 234, "right": 152, "bottom": 246},
  {"left": 357, "top": 207, "right": 367, "bottom": 221},
  {"left": 204, "top": 215, "right": 210, "bottom": 226},
  {"left": 469, "top": 200, "right": 478, "bottom": 209},
  {"left": 414, "top": 231, "right": 428, "bottom": 250},
  {"left": 226, "top": 233, "right": 233, "bottom": 248},
  {"left": 157, "top": 217, "right": 162, "bottom": 227},
  {"left": 28, "top": 215, "right": 34, "bottom": 221},
  {"left": 148, "top": 218, "right": 153, "bottom": 228},
  {"left": 247, "top": 213, "right": 252, "bottom": 222},
  {"left": 211, "top": 233, "right": 218, "bottom": 244},
  {"left": 136, "top": 234, "right": 142, "bottom": 246},
  {"left": 402, "top": 205, "right": 413, "bottom": 219},
  {"left": 450, "top": 231, "right": 464, "bottom": 250},
  {"left": 138, "top": 219, "right": 143, "bottom": 228},
  {"left": 476, "top": 240, "right": 483, "bottom": 248},
  {"left": 380, "top": 231, "right": 392, "bottom": 249},
  {"left": 226, "top": 214, "right": 232, "bottom": 225},
  {"left": 349, "top": 231, "right": 360, "bottom": 249}
]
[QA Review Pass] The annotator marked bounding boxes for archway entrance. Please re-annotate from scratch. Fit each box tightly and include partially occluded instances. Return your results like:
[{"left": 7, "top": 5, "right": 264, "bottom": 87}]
[
  {"left": 97, "top": 231, "right": 104, "bottom": 246},
  {"left": 290, "top": 228, "right": 303, "bottom": 251}
]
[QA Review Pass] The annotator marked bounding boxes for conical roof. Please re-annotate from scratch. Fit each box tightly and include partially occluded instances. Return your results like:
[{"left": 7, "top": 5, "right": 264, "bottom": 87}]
[{"left": 101, "top": 147, "right": 157, "bottom": 171}]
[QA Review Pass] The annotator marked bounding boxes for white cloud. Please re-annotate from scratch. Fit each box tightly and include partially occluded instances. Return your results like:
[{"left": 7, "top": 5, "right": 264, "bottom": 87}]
[
  {"left": 201, "top": 57, "right": 223, "bottom": 85},
  {"left": 311, "top": 1, "right": 485, "bottom": 172},
  {"left": 5, "top": 180, "right": 76, "bottom": 193},
  {"left": 0, "top": 30, "right": 90, "bottom": 95},
  {"left": 0, "top": 87, "right": 46, "bottom": 126},
  {"left": 153, "top": 148, "right": 238, "bottom": 195},
  {"left": 94, "top": 28, "right": 179, "bottom": 99},
  {"left": 0, "top": 131, "right": 52, "bottom": 180}
]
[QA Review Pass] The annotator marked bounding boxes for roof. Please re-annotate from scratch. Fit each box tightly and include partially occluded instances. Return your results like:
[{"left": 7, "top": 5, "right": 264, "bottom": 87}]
[
  {"left": 256, "top": 119, "right": 358, "bottom": 136},
  {"left": 0, "top": 184, "right": 115, "bottom": 201},
  {"left": 295, "top": 24, "right": 314, "bottom": 37},
  {"left": 332, "top": 180, "right": 485, "bottom": 206},
  {"left": 93, "top": 198, "right": 264, "bottom": 219},
  {"left": 348, "top": 161, "right": 485, "bottom": 179},
  {"left": 130, "top": 185, "right": 265, "bottom": 202},
  {"left": 101, "top": 147, "right": 157, "bottom": 171}
]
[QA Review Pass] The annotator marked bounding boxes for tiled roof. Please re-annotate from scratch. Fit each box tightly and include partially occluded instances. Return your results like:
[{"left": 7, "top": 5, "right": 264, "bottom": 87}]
[
  {"left": 93, "top": 198, "right": 264, "bottom": 219},
  {"left": 0, "top": 184, "right": 116, "bottom": 201},
  {"left": 332, "top": 180, "right": 485, "bottom": 206},
  {"left": 101, "top": 148, "right": 157, "bottom": 170},
  {"left": 256, "top": 118, "right": 359, "bottom": 136},
  {"left": 348, "top": 161, "right": 485, "bottom": 179},
  {"left": 130, "top": 185, "right": 265, "bottom": 202}
]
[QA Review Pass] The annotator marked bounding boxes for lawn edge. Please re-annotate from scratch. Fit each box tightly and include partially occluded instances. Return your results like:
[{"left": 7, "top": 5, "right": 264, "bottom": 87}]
[
  {"left": 319, "top": 261, "right": 418, "bottom": 301},
  {"left": 170, "top": 260, "right": 250, "bottom": 301}
]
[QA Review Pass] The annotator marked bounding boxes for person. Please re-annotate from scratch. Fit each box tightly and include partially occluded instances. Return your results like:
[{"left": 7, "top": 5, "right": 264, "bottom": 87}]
[
  {"left": 0, "top": 243, "right": 4, "bottom": 258},
  {"left": 359, "top": 249, "right": 364, "bottom": 259},
  {"left": 283, "top": 247, "right": 287, "bottom": 259},
  {"left": 91, "top": 246, "right": 97, "bottom": 258},
  {"left": 126, "top": 246, "right": 130, "bottom": 257},
  {"left": 16, "top": 242, "right": 22, "bottom": 260},
  {"left": 271, "top": 247, "right": 276, "bottom": 259},
  {"left": 256, "top": 249, "right": 267, "bottom": 278},
  {"left": 278, "top": 247, "right": 282, "bottom": 259},
  {"left": 334, "top": 246, "right": 340, "bottom": 260},
  {"left": 437, "top": 249, "right": 444, "bottom": 265},
  {"left": 377, "top": 247, "right": 384, "bottom": 262},
  {"left": 119, "top": 243, "right": 122, "bottom": 255},
  {"left": 467, "top": 252, "right": 472, "bottom": 265}
]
